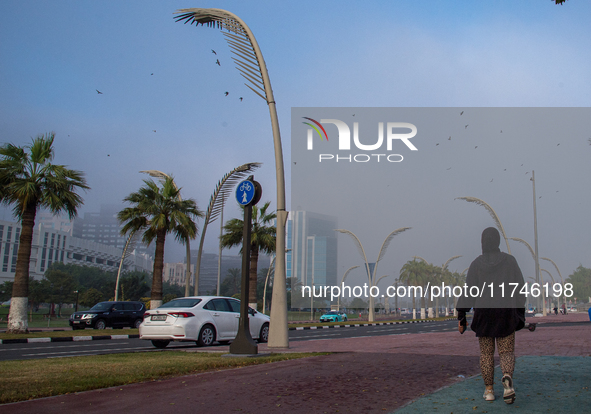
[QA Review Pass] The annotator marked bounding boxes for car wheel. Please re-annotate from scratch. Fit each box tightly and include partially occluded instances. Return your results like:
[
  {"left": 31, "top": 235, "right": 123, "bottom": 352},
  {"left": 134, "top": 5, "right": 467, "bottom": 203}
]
[
  {"left": 197, "top": 324, "right": 216, "bottom": 347},
  {"left": 151, "top": 340, "right": 170, "bottom": 349},
  {"left": 258, "top": 323, "right": 270, "bottom": 343},
  {"left": 133, "top": 319, "right": 142, "bottom": 329},
  {"left": 94, "top": 319, "right": 106, "bottom": 330}
]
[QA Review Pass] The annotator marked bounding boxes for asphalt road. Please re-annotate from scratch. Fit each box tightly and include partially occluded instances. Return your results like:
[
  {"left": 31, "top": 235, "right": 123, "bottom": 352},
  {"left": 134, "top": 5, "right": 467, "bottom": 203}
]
[{"left": 0, "top": 319, "right": 460, "bottom": 361}]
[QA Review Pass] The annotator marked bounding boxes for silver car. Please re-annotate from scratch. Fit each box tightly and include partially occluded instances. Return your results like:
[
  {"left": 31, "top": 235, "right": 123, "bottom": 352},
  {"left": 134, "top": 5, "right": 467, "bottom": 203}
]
[{"left": 139, "top": 296, "right": 270, "bottom": 348}]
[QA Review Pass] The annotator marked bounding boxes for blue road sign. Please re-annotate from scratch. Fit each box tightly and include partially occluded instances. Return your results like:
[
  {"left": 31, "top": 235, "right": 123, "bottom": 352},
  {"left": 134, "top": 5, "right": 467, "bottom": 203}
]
[{"left": 236, "top": 180, "right": 255, "bottom": 206}]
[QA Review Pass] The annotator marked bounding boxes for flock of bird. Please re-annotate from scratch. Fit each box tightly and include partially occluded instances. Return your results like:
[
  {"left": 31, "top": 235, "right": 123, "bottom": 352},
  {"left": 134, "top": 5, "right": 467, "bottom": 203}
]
[
  {"left": 435, "top": 110, "right": 567, "bottom": 199},
  {"left": 94, "top": 47, "right": 248, "bottom": 158}
]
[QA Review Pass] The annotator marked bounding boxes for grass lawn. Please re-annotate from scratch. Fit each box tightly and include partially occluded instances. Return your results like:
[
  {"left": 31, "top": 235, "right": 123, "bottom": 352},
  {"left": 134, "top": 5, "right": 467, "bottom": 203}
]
[{"left": 0, "top": 351, "right": 327, "bottom": 404}]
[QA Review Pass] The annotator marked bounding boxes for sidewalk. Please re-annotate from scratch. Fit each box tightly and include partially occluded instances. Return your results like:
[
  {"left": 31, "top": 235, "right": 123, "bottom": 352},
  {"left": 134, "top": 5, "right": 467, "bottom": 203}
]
[{"left": 3, "top": 313, "right": 589, "bottom": 413}]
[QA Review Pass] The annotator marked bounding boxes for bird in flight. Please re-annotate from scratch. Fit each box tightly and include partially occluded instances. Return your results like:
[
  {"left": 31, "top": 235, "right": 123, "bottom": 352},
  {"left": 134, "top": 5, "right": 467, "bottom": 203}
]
[
  {"left": 446, "top": 167, "right": 451, "bottom": 170},
  {"left": 460, "top": 111, "right": 464, "bottom": 115},
  {"left": 475, "top": 146, "right": 478, "bottom": 149},
  {"left": 490, "top": 179, "right": 493, "bottom": 182},
  {"left": 448, "top": 136, "right": 451, "bottom": 140},
  {"left": 212, "top": 49, "right": 217, "bottom": 55},
  {"left": 465, "top": 125, "right": 469, "bottom": 129},
  {"left": 239, "top": 97, "right": 243, "bottom": 101},
  {"left": 96, "top": 89, "right": 103, "bottom": 94},
  {"left": 436, "top": 143, "right": 439, "bottom": 146},
  {"left": 216, "top": 59, "right": 221, "bottom": 66},
  {"left": 153, "top": 130, "right": 156, "bottom": 133},
  {"left": 225, "top": 92, "right": 229, "bottom": 96}
]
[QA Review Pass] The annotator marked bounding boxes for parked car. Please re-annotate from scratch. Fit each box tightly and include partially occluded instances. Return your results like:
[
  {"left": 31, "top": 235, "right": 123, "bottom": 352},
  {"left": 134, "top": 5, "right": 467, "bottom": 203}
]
[
  {"left": 319, "top": 310, "right": 348, "bottom": 322},
  {"left": 69, "top": 301, "right": 146, "bottom": 330},
  {"left": 139, "top": 296, "right": 270, "bottom": 348}
]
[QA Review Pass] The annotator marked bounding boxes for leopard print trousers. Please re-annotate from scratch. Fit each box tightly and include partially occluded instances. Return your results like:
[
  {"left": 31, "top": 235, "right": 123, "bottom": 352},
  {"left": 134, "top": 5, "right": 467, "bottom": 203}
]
[{"left": 478, "top": 332, "right": 515, "bottom": 386}]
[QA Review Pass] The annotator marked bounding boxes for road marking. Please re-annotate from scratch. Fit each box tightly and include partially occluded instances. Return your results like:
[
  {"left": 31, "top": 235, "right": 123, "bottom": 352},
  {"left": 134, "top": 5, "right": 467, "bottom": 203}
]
[
  {"left": 1, "top": 342, "right": 131, "bottom": 351},
  {"left": 23, "top": 347, "right": 148, "bottom": 357}
]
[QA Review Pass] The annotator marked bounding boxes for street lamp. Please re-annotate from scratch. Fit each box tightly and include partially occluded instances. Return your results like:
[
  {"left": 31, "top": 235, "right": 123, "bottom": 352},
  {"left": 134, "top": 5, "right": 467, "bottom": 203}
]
[
  {"left": 455, "top": 197, "right": 511, "bottom": 254},
  {"left": 140, "top": 170, "right": 193, "bottom": 297},
  {"left": 509, "top": 237, "right": 546, "bottom": 316},
  {"left": 175, "top": 9, "right": 288, "bottom": 348},
  {"left": 541, "top": 257, "right": 565, "bottom": 314},
  {"left": 335, "top": 227, "right": 411, "bottom": 322},
  {"left": 338, "top": 266, "right": 359, "bottom": 312},
  {"left": 192, "top": 162, "right": 261, "bottom": 296}
]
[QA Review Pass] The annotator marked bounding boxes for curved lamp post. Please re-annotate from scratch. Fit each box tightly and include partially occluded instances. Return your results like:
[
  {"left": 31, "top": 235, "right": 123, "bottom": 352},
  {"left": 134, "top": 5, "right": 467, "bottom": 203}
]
[
  {"left": 541, "top": 257, "right": 565, "bottom": 312},
  {"left": 262, "top": 248, "right": 291, "bottom": 315},
  {"left": 540, "top": 268, "right": 559, "bottom": 311},
  {"left": 194, "top": 162, "right": 261, "bottom": 296},
  {"left": 175, "top": 9, "right": 288, "bottom": 347},
  {"left": 262, "top": 255, "right": 276, "bottom": 315},
  {"left": 338, "top": 265, "right": 359, "bottom": 311},
  {"left": 140, "top": 170, "right": 193, "bottom": 296},
  {"left": 455, "top": 197, "right": 511, "bottom": 254},
  {"left": 335, "top": 227, "right": 411, "bottom": 322},
  {"left": 509, "top": 237, "right": 546, "bottom": 315},
  {"left": 114, "top": 230, "right": 139, "bottom": 301}
]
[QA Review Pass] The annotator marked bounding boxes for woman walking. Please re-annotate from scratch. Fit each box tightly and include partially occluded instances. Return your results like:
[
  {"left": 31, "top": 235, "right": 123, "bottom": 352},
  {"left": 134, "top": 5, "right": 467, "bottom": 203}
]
[{"left": 457, "top": 227, "right": 526, "bottom": 404}]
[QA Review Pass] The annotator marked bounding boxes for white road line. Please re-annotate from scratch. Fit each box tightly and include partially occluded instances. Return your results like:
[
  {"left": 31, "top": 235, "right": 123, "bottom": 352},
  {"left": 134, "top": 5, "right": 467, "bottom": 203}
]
[
  {"left": 23, "top": 347, "right": 147, "bottom": 357},
  {"left": 1, "top": 342, "right": 131, "bottom": 351}
]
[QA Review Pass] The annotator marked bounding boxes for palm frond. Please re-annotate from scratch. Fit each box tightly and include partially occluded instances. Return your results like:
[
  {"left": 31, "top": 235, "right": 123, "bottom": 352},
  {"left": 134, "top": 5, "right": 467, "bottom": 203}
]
[
  {"left": 174, "top": 8, "right": 268, "bottom": 102},
  {"left": 204, "top": 162, "right": 261, "bottom": 226},
  {"left": 455, "top": 196, "right": 510, "bottom": 253},
  {"left": 442, "top": 255, "right": 462, "bottom": 270},
  {"left": 334, "top": 229, "right": 368, "bottom": 264},
  {"left": 376, "top": 227, "right": 411, "bottom": 263},
  {"left": 509, "top": 237, "right": 536, "bottom": 260}
]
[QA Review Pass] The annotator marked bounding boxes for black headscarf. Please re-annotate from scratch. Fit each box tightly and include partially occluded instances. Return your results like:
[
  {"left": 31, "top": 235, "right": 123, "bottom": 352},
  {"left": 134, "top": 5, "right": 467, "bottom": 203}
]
[{"left": 481, "top": 227, "right": 501, "bottom": 254}]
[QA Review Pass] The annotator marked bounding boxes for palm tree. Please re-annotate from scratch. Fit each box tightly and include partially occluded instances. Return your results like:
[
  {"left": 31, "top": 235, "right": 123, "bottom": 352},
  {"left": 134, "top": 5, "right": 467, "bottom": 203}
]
[
  {"left": 220, "top": 201, "right": 276, "bottom": 309},
  {"left": 0, "top": 132, "right": 89, "bottom": 333},
  {"left": 399, "top": 259, "right": 427, "bottom": 320},
  {"left": 118, "top": 177, "right": 203, "bottom": 310}
]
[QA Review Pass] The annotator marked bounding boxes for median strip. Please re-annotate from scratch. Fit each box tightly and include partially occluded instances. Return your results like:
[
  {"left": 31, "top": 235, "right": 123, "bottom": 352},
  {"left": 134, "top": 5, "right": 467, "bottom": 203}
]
[{"left": 0, "top": 334, "right": 140, "bottom": 344}]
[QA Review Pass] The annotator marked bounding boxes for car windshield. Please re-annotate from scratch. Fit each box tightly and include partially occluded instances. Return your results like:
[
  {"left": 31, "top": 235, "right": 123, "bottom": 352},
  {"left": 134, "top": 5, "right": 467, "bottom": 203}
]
[
  {"left": 89, "top": 302, "right": 113, "bottom": 311},
  {"left": 324, "top": 311, "right": 338, "bottom": 315},
  {"left": 158, "top": 298, "right": 202, "bottom": 308}
]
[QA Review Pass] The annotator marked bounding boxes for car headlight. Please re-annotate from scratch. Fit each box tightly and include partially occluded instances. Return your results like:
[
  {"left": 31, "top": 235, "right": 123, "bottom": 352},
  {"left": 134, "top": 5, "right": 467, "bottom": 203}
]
[{"left": 81, "top": 314, "right": 95, "bottom": 319}]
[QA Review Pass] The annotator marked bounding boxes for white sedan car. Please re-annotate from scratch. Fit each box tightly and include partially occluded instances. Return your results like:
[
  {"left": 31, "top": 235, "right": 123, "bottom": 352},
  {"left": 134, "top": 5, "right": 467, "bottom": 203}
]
[{"left": 139, "top": 296, "right": 270, "bottom": 348}]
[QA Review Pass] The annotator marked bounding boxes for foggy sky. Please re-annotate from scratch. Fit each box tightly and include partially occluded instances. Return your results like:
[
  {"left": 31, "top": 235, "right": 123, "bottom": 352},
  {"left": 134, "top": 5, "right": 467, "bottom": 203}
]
[{"left": 1, "top": 1, "right": 589, "bottom": 277}]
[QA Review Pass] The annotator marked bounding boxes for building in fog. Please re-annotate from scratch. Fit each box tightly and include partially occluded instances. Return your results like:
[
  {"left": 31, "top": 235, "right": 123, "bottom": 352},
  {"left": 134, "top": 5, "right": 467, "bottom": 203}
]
[
  {"left": 0, "top": 219, "right": 153, "bottom": 283},
  {"left": 72, "top": 204, "right": 154, "bottom": 258},
  {"left": 286, "top": 211, "right": 338, "bottom": 308},
  {"left": 163, "top": 262, "right": 195, "bottom": 286}
]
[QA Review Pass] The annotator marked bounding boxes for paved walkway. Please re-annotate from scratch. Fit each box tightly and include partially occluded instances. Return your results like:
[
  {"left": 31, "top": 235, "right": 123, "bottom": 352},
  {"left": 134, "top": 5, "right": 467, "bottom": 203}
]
[{"left": 3, "top": 313, "right": 589, "bottom": 413}]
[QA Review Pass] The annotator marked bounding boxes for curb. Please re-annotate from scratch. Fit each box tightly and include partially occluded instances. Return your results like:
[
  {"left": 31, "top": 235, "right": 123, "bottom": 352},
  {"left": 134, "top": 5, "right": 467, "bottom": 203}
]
[
  {"left": 1, "top": 334, "right": 140, "bottom": 344},
  {"left": 1, "top": 318, "right": 457, "bottom": 345},
  {"left": 290, "top": 317, "right": 456, "bottom": 330}
]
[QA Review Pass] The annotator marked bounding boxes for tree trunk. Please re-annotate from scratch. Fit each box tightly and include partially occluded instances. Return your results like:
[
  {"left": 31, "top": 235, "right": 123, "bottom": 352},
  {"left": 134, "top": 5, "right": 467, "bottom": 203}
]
[
  {"left": 151, "top": 229, "right": 165, "bottom": 310},
  {"left": 7, "top": 203, "right": 37, "bottom": 334},
  {"left": 249, "top": 243, "right": 258, "bottom": 309}
]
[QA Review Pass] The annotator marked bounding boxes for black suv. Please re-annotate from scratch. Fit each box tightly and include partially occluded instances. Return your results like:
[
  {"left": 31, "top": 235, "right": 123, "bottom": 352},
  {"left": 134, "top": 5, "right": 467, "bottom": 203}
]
[{"left": 69, "top": 301, "right": 146, "bottom": 330}]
